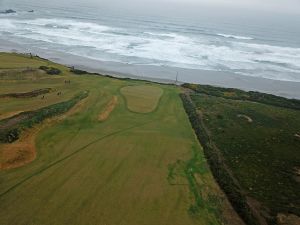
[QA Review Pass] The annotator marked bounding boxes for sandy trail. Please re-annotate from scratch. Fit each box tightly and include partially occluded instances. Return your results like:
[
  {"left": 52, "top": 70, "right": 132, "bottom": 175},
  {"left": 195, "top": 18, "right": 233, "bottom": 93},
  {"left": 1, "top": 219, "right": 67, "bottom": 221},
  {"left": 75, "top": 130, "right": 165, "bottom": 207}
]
[{"left": 98, "top": 96, "right": 118, "bottom": 121}]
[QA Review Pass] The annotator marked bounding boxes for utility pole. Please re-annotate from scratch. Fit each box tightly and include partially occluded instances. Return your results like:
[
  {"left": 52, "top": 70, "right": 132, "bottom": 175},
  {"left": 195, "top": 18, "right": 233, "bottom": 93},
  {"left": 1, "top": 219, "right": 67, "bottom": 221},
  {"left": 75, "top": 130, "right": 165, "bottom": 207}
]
[{"left": 175, "top": 71, "right": 179, "bottom": 85}]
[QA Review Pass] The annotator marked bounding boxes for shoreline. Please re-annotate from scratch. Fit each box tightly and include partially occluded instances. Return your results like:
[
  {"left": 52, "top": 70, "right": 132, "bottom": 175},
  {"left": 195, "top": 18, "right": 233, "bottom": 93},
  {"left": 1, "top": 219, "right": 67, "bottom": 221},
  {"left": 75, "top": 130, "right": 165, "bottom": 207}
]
[{"left": 1, "top": 40, "right": 300, "bottom": 99}]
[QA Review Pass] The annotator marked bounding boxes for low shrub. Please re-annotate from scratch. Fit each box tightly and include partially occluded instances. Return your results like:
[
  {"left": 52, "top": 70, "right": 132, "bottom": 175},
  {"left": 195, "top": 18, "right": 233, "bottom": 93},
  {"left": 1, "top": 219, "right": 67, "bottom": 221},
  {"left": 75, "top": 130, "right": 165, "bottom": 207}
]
[
  {"left": 39, "top": 66, "right": 61, "bottom": 75},
  {"left": 182, "top": 83, "right": 300, "bottom": 110},
  {"left": 0, "top": 91, "right": 88, "bottom": 143},
  {"left": 70, "top": 68, "right": 87, "bottom": 75}
]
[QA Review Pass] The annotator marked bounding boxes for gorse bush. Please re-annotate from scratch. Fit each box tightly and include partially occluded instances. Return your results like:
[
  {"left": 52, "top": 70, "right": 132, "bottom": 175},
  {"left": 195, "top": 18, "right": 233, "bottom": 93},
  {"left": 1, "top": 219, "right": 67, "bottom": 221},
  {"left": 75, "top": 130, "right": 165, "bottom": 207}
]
[
  {"left": 180, "top": 93, "right": 260, "bottom": 225},
  {"left": 0, "top": 91, "right": 88, "bottom": 143},
  {"left": 182, "top": 83, "right": 300, "bottom": 110},
  {"left": 70, "top": 68, "right": 87, "bottom": 75},
  {"left": 39, "top": 66, "right": 61, "bottom": 75}
]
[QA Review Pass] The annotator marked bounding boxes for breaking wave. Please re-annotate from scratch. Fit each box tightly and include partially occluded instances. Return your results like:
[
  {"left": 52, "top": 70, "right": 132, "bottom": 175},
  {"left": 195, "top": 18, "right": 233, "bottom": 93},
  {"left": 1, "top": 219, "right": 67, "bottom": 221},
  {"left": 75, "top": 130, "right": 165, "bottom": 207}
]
[
  {"left": 0, "top": 18, "right": 300, "bottom": 82},
  {"left": 217, "top": 33, "right": 254, "bottom": 40}
]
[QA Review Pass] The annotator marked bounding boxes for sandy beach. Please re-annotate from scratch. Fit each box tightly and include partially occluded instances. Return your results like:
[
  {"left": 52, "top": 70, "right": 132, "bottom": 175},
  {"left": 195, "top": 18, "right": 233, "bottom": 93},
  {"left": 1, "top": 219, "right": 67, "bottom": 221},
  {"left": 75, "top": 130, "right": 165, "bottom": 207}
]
[{"left": 1, "top": 38, "right": 300, "bottom": 99}]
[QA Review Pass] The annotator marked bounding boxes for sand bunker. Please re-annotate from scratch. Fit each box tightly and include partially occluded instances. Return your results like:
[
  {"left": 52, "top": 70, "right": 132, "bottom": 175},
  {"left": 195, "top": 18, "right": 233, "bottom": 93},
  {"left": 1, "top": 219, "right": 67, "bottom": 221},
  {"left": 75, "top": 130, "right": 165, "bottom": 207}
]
[
  {"left": 0, "top": 126, "right": 40, "bottom": 170},
  {"left": 98, "top": 96, "right": 118, "bottom": 121}
]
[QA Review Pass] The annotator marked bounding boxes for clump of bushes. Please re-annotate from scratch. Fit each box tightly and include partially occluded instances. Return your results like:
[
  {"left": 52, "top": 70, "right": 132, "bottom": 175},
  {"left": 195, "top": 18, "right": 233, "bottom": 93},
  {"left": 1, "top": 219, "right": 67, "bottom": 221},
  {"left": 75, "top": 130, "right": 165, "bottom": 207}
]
[
  {"left": 182, "top": 83, "right": 300, "bottom": 110},
  {"left": 39, "top": 66, "right": 61, "bottom": 75},
  {"left": 4, "top": 129, "right": 20, "bottom": 143},
  {"left": 70, "top": 67, "right": 87, "bottom": 75}
]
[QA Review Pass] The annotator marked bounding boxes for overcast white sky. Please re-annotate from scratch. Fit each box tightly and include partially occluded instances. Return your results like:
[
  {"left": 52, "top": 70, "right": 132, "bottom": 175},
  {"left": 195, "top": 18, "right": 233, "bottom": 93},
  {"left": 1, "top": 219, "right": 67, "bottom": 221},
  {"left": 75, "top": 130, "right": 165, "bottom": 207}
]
[
  {"left": 80, "top": 0, "right": 300, "bottom": 15},
  {"left": 1, "top": 0, "right": 300, "bottom": 17}
]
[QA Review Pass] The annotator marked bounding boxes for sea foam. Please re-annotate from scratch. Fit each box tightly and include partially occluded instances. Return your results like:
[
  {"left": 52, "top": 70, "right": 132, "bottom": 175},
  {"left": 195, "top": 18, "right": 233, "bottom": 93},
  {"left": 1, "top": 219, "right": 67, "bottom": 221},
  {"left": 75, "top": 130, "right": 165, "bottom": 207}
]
[{"left": 0, "top": 17, "right": 299, "bottom": 82}]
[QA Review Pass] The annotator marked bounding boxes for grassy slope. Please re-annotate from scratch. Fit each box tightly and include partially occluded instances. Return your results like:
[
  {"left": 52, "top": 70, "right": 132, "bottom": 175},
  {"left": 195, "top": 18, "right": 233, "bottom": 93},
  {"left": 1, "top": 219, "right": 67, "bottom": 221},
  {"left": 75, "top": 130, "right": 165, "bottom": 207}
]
[
  {"left": 120, "top": 85, "right": 163, "bottom": 113},
  {"left": 190, "top": 91, "right": 300, "bottom": 222},
  {"left": 0, "top": 53, "right": 242, "bottom": 225}
]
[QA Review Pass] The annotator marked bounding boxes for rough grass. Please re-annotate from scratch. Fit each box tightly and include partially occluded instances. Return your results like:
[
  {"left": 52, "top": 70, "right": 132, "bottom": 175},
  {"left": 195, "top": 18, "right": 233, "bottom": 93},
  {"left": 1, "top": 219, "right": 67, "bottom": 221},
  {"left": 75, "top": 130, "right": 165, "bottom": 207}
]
[
  {"left": 0, "top": 53, "right": 243, "bottom": 225},
  {"left": 186, "top": 86, "right": 300, "bottom": 225},
  {"left": 120, "top": 85, "right": 163, "bottom": 113}
]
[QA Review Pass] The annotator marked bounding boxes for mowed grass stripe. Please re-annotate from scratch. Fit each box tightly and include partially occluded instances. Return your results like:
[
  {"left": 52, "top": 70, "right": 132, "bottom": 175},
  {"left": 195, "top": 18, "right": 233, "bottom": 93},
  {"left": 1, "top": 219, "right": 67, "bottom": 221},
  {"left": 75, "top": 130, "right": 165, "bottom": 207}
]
[
  {"left": 0, "top": 53, "right": 244, "bottom": 225},
  {"left": 0, "top": 120, "right": 154, "bottom": 198}
]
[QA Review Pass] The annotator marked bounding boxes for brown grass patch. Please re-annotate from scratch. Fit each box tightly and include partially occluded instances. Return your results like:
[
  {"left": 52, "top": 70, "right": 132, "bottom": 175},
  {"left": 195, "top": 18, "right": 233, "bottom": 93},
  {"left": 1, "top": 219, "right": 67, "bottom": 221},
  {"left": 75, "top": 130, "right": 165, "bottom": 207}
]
[{"left": 98, "top": 96, "right": 118, "bottom": 121}]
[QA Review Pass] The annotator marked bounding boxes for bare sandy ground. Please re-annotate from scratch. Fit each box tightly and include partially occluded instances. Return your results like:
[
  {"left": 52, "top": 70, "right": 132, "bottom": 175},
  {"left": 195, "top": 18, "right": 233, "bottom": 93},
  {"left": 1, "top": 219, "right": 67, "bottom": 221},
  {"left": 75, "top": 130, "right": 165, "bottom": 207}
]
[
  {"left": 1, "top": 38, "right": 300, "bottom": 99},
  {"left": 98, "top": 96, "right": 118, "bottom": 121}
]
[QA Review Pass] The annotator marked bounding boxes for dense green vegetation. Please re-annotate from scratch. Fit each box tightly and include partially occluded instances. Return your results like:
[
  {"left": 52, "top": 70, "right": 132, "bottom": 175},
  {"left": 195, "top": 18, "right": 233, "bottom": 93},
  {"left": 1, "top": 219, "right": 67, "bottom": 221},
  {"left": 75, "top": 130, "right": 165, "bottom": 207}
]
[
  {"left": 0, "top": 91, "right": 88, "bottom": 143},
  {"left": 70, "top": 67, "right": 88, "bottom": 75},
  {"left": 182, "top": 84, "right": 300, "bottom": 225},
  {"left": 180, "top": 93, "right": 259, "bottom": 225},
  {"left": 183, "top": 83, "right": 300, "bottom": 110},
  {"left": 39, "top": 66, "right": 62, "bottom": 75}
]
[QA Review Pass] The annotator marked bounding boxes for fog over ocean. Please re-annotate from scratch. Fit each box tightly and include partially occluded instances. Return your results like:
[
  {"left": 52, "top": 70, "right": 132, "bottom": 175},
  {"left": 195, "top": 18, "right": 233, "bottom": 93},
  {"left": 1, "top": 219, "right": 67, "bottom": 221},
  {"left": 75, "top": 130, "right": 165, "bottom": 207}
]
[{"left": 0, "top": 0, "right": 300, "bottom": 83}]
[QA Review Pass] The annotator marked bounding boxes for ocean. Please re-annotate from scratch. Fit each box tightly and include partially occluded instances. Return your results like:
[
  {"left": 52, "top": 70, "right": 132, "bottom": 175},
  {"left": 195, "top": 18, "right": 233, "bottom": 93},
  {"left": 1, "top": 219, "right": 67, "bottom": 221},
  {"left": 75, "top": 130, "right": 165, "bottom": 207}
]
[{"left": 0, "top": 0, "right": 300, "bottom": 84}]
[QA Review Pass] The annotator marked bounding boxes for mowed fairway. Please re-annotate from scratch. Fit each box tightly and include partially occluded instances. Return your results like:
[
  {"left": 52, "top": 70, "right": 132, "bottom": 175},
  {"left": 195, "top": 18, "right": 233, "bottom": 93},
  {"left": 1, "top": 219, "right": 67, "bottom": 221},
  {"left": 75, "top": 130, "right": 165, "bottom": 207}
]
[{"left": 0, "top": 53, "right": 243, "bottom": 225}]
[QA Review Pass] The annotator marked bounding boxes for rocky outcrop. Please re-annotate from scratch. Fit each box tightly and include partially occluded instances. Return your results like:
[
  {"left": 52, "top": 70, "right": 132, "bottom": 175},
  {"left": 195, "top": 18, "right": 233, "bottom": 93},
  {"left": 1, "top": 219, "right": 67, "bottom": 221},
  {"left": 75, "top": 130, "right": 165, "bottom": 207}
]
[{"left": 0, "top": 9, "right": 16, "bottom": 14}]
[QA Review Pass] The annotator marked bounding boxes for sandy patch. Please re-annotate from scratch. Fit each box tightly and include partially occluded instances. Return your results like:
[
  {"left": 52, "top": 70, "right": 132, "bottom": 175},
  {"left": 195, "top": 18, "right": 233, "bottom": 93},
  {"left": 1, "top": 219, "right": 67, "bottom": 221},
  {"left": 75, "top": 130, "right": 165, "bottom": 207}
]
[
  {"left": 0, "top": 97, "right": 88, "bottom": 170},
  {"left": 98, "top": 96, "right": 118, "bottom": 121},
  {"left": 0, "top": 126, "right": 41, "bottom": 170},
  {"left": 277, "top": 213, "right": 300, "bottom": 225},
  {"left": 237, "top": 114, "right": 253, "bottom": 123}
]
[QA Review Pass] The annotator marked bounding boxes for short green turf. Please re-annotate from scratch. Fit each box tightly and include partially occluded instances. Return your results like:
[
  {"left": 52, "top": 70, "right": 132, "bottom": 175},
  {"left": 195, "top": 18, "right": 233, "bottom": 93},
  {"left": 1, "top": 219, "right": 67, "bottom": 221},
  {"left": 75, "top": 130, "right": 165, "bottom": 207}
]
[
  {"left": 0, "top": 53, "right": 240, "bottom": 225},
  {"left": 120, "top": 85, "right": 163, "bottom": 113}
]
